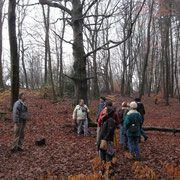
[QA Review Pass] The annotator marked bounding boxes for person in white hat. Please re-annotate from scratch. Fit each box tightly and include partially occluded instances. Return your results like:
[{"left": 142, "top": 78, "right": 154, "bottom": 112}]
[{"left": 124, "top": 101, "right": 142, "bottom": 160}]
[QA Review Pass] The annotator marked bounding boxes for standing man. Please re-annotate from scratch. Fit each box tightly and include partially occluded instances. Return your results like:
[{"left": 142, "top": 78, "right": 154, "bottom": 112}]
[
  {"left": 97, "top": 97, "right": 106, "bottom": 121},
  {"left": 96, "top": 97, "right": 106, "bottom": 141},
  {"left": 134, "top": 98, "right": 148, "bottom": 141},
  {"left": 73, "top": 99, "right": 90, "bottom": 136},
  {"left": 11, "top": 93, "right": 28, "bottom": 152}
]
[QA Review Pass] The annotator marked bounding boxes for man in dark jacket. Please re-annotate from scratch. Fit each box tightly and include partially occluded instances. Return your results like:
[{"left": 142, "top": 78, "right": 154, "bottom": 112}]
[
  {"left": 135, "top": 98, "right": 148, "bottom": 141},
  {"left": 97, "top": 96, "right": 106, "bottom": 121},
  {"left": 96, "top": 97, "right": 106, "bottom": 142},
  {"left": 11, "top": 93, "right": 28, "bottom": 152}
]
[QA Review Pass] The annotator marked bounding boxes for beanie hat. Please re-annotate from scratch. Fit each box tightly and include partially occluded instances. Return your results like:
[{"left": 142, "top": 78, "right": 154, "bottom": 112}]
[
  {"left": 130, "top": 101, "right": 137, "bottom": 109},
  {"left": 135, "top": 98, "right": 141, "bottom": 102},
  {"left": 100, "top": 96, "right": 106, "bottom": 101}
]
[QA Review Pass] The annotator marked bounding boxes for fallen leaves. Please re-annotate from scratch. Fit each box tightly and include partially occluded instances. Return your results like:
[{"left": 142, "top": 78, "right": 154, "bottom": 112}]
[
  {"left": 162, "top": 163, "right": 180, "bottom": 179},
  {"left": 132, "top": 162, "right": 157, "bottom": 179},
  {"left": 0, "top": 91, "right": 180, "bottom": 179}
]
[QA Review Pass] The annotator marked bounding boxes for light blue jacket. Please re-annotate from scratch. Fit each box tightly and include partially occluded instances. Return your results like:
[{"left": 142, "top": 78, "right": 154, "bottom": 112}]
[{"left": 124, "top": 110, "right": 142, "bottom": 137}]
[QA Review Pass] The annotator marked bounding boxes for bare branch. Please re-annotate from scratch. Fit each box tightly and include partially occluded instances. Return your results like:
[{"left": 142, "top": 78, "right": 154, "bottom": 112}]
[
  {"left": 64, "top": 74, "right": 94, "bottom": 81},
  {"left": 52, "top": 30, "right": 74, "bottom": 45},
  {"left": 39, "top": 0, "right": 72, "bottom": 16},
  {"left": 84, "top": 0, "right": 147, "bottom": 58},
  {"left": 17, "top": 3, "right": 40, "bottom": 7},
  {"left": 83, "top": 0, "right": 98, "bottom": 17}
]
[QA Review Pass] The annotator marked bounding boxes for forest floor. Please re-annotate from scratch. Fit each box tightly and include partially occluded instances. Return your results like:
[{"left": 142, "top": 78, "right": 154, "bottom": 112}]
[{"left": 0, "top": 90, "right": 180, "bottom": 180}]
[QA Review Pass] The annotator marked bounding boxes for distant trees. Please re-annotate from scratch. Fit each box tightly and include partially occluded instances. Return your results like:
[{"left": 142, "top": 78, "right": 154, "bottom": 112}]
[{"left": 1, "top": 0, "right": 180, "bottom": 106}]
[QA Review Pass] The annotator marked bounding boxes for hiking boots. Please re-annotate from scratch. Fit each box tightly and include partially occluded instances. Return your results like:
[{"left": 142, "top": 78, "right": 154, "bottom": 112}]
[
  {"left": 11, "top": 147, "right": 24, "bottom": 153},
  {"left": 10, "top": 148, "right": 18, "bottom": 153}
]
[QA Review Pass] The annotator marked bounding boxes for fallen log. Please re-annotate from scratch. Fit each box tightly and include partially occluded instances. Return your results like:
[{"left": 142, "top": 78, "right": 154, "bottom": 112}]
[{"left": 142, "top": 126, "right": 180, "bottom": 134}]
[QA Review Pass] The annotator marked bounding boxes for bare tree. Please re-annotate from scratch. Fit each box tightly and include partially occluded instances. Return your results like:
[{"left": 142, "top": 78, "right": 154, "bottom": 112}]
[{"left": 39, "top": 0, "right": 146, "bottom": 104}]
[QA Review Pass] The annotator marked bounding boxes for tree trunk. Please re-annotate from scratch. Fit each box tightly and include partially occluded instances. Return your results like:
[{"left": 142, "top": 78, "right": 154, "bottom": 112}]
[
  {"left": 148, "top": 25, "right": 156, "bottom": 97},
  {"left": 42, "top": 5, "right": 48, "bottom": 84},
  {"left": 72, "top": 0, "right": 88, "bottom": 104},
  {"left": 92, "top": 2, "right": 100, "bottom": 99},
  {"left": 139, "top": 0, "right": 154, "bottom": 99},
  {"left": 58, "top": 15, "right": 65, "bottom": 97},
  {"left": 142, "top": 126, "right": 180, "bottom": 134},
  {"left": 109, "top": 58, "right": 114, "bottom": 93},
  {"left": 164, "top": 18, "right": 170, "bottom": 106},
  {"left": 174, "top": 22, "right": 180, "bottom": 100},
  {"left": 0, "top": 0, "right": 4, "bottom": 90},
  {"left": 46, "top": 7, "right": 57, "bottom": 101},
  {"left": 121, "top": 40, "right": 126, "bottom": 96},
  {"left": 8, "top": 0, "right": 19, "bottom": 110},
  {"left": 170, "top": 15, "right": 174, "bottom": 98},
  {"left": 21, "top": 44, "right": 29, "bottom": 89},
  {"left": 17, "top": 1, "right": 28, "bottom": 89}
]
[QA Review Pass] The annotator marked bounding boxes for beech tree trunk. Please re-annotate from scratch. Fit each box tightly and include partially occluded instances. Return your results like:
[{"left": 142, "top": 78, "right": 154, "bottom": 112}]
[
  {"left": 72, "top": 0, "right": 88, "bottom": 104},
  {"left": 0, "top": 0, "right": 4, "bottom": 90},
  {"left": 8, "top": 0, "right": 19, "bottom": 110}
]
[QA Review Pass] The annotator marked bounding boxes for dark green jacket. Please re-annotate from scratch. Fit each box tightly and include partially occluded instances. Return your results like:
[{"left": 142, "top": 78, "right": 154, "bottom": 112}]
[{"left": 125, "top": 110, "right": 142, "bottom": 137}]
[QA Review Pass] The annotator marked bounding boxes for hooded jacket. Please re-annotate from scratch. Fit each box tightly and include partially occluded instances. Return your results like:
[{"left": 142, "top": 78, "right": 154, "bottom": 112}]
[
  {"left": 98, "top": 107, "right": 115, "bottom": 148},
  {"left": 124, "top": 110, "right": 142, "bottom": 137}
]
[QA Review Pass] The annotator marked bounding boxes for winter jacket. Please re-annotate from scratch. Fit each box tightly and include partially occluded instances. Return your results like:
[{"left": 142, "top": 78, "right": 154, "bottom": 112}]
[
  {"left": 137, "top": 102, "right": 145, "bottom": 123},
  {"left": 97, "top": 102, "right": 105, "bottom": 121},
  {"left": 98, "top": 108, "right": 120, "bottom": 127},
  {"left": 13, "top": 99, "right": 28, "bottom": 123},
  {"left": 98, "top": 107, "right": 115, "bottom": 149},
  {"left": 72, "top": 104, "right": 90, "bottom": 120},
  {"left": 118, "top": 107, "right": 129, "bottom": 125},
  {"left": 124, "top": 110, "right": 142, "bottom": 137},
  {"left": 137, "top": 102, "right": 145, "bottom": 116}
]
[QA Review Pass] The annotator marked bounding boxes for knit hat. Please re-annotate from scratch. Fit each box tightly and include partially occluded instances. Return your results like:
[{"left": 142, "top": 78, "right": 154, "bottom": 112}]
[
  {"left": 100, "top": 96, "right": 106, "bottom": 101},
  {"left": 130, "top": 101, "right": 137, "bottom": 109},
  {"left": 135, "top": 98, "right": 141, "bottom": 102}
]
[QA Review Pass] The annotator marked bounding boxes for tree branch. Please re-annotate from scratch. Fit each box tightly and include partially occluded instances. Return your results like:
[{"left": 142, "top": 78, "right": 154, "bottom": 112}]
[
  {"left": 84, "top": 0, "right": 146, "bottom": 57},
  {"left": 83, "top": 0, "right": 98, "bottom": 17},
  {"left": 39, "top": 0, "right": 72, "bottom": 16},
  {"left": 64, "top": 74, "right": 94, "bottom": 81},
  {"left": 52, "top": 30, "right": 74, "bottom": 45}
]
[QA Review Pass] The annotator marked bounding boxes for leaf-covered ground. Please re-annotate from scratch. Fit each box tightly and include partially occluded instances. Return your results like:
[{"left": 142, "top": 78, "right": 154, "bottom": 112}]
[{"left": 0, "top": 91, "right": 180, "bottom": 179}]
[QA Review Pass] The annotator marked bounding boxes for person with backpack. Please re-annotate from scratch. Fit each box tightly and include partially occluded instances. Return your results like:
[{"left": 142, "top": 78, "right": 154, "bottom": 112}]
[
  {"left": 11, "top": 93, "right": 28, "bottom": 153},
  {"left": 118, "top": 102, "right": 129, "bottom": 150},
  {"left": 98, "top": 101, "right": 120, "bottom": 128},
  {"left": 73, "top": 99, "right": 90, "bottom": 136},
  {"left": 134, "top": 98, "right": 148, "bottom": 141},
  {"left": 98, "top": 106, "right": 115, "bottom": 176},
  {"left": 125, "top": 102, "right": 142, "bottom": 160}
]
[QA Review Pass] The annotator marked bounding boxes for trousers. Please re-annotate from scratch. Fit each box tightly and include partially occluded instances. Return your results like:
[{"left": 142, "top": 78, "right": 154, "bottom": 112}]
[{"left": 13, "top": 121, "right": 26, "bottom": 149}]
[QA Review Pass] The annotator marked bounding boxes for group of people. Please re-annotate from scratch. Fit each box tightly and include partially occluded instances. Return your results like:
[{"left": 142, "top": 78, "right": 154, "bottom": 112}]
[
  {"left": 73, "top": 96, "right": 148, "bottom": 163},
  {"left": 11, "top": 92, "right": 148, "bottom": 165}
]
